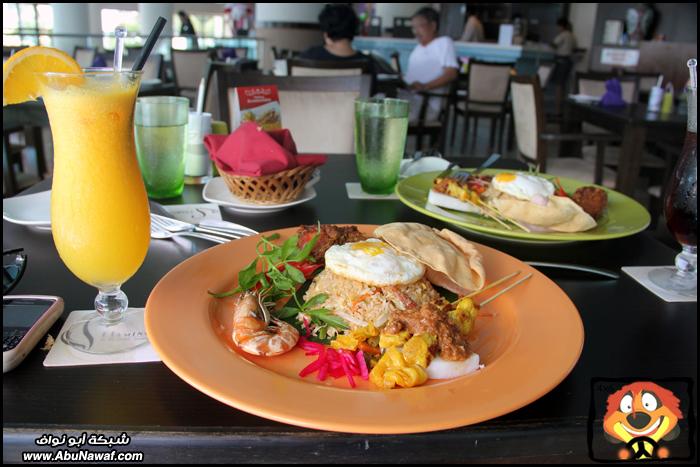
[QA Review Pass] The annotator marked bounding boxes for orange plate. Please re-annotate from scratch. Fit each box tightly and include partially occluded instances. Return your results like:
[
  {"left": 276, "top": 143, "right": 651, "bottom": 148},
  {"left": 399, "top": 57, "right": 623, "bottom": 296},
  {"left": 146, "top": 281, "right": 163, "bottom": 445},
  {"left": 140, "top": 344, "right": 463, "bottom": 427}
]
[{"left": 145, "top": 225, "right": 584, "bottom": 434}]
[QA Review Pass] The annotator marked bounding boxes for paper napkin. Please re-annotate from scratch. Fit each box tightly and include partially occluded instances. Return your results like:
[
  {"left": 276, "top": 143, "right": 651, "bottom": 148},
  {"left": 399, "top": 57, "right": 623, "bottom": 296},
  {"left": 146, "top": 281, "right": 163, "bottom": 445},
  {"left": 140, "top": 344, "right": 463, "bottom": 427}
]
[
  {"left": 43, "top": 308, "right": 161, "bottom": 367},
  {"left": 622, "top": 267, "right": 697, "bottom": 303},
  {"left": 346, "top": 183, "right": 399, "bottom": 200}
]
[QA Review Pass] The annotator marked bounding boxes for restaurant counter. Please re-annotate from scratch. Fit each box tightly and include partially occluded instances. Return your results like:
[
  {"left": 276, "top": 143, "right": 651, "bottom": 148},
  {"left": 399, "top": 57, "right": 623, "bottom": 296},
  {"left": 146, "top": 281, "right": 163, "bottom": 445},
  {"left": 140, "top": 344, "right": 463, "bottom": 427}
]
[{"left": 353, "top": 36, "right": 554, "bottom": 74}]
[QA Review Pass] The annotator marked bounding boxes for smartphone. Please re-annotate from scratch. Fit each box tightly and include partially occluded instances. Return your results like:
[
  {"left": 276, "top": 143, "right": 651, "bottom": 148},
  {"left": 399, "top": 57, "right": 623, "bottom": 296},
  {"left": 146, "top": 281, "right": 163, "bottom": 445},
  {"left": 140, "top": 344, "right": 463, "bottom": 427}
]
[{"left": 3, "top": 295, "right": 64, "bottom": 373}]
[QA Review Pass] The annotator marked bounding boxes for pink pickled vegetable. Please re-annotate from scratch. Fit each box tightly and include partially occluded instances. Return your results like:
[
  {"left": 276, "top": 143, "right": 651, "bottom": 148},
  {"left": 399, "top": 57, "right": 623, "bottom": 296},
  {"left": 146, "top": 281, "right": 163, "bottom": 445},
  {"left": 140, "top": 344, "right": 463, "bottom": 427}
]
[
  {"left": 298, "top": 343, "right": 365, "bottom": 388},
  {"left": 356, "top": 350, "right": 368, "bottom": 380}
]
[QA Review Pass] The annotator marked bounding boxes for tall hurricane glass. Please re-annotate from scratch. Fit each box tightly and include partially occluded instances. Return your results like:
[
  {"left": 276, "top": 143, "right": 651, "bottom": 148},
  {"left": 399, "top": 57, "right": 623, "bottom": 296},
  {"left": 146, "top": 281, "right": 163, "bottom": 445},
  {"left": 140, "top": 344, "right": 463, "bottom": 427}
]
[
  {"left": 39, "top": 69, "right": 150, "bottom": 354},
  {"left": 649, "top": 59, "right": 698, "bottom": 293}
]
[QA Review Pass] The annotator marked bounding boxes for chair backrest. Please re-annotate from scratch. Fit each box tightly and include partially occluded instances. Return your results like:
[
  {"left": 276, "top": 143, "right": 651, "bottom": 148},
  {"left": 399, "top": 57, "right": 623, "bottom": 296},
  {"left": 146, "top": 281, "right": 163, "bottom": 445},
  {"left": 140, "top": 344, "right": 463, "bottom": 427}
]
[
  {"left": 467, "top": 60, "right": 513, "bottom": 105},
  {"left": 623, "top": 71, "right": 659, "bottom": 94},
  {"left": 204, "top": 61, "right": 259, "bottom": 121},
  {"left": 510, "top": 75, "right": 546, "bottom": 167},
  {"left": 73, "top": 46, "right": 96, "bottom": 68},
  {"left": 536, "top": 62, "right": 555, "bottom": 89},
  {"left": 287, "top": 58, "right": 371, "bottom": 77},
  {"left": 171, "top": 49, "right": 217, "bottom": 96},
  {"left": 215, "top": 71, "right": 371, "bottom": 154},
  {"left": 392, "top": 17, "right": 414, "bottom": 38},
  {"left": 390, "top": 51, "right": 402, "bottom": 75},
  {"left": 576, "top": 72, "right": 639, "bottom": 103}
]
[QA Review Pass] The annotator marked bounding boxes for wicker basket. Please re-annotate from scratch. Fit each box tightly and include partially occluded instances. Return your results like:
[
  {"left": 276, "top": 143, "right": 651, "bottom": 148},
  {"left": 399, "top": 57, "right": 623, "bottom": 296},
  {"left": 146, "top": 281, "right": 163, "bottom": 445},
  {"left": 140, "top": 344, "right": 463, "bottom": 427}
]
[{"left": 218, "top": 164, "right": 317, "bottom": 205}]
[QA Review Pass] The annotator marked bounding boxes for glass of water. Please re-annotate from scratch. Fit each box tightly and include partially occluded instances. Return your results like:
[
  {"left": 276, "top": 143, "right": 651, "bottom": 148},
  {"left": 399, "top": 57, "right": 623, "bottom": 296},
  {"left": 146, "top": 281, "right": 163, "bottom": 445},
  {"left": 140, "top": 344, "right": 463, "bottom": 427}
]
[
  {"left": 354, "top": 98, "right": 409, "bottom": 194},
  {"left": 135, "top": 96, "right": 189, "bottom": 199}
]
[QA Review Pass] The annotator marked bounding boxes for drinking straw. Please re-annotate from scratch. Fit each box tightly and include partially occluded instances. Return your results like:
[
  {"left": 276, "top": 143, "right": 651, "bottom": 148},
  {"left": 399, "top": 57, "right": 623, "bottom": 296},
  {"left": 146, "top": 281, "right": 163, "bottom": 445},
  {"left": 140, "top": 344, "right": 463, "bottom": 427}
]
[
  {"left": 196, "top": 77, "right": 205, "bottom": 114},
  {"left": 688, "top": 59, "right": 697, "bottom": 90},
  {"left": 113, "top": 26, "right": 127, "bottom": 72},
  {"left": 656, "top": 74, "right": 664, "bottom": 88},
  {"left": 131, "top": 16, "right": 167, "bottom": 72}
]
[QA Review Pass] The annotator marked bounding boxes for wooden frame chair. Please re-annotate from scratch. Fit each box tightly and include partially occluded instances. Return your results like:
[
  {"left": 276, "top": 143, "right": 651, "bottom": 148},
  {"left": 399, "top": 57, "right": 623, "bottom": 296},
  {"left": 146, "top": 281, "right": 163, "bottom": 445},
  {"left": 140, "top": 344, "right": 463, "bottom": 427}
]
[
  {"left": 287, "top": 57, "right": 373, "bottom": 76},
  {"left": 214, "top": 70, "right": 371, "bottom": 154},
  {"left": 171, "top": 48, "right": 218, "bottom": 102},
  {"left": 510, "top": 75, "right": 619, "bottom": 185},
  {"left": 452, "top": 60, "right": 514, "bottom": 154}
]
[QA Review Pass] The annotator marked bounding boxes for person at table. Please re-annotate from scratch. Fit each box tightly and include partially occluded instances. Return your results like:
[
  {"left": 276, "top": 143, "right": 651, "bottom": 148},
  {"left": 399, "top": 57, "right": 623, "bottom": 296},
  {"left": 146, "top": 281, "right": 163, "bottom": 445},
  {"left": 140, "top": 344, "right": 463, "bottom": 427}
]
[
  {"left": 300, "top": 4, "right": 373, "bottom": 68},
  {"left": 461, "top": 12, "right": 484, "bottom": 42},
  {"left": 551, "top": 17, "right": 577, "bottom": 112},
  {"left": 178, "top": 10, "right": 198, "bottom": 50},
  {"left": 399, "top": 7, "right": 459, "bottom": 122}
]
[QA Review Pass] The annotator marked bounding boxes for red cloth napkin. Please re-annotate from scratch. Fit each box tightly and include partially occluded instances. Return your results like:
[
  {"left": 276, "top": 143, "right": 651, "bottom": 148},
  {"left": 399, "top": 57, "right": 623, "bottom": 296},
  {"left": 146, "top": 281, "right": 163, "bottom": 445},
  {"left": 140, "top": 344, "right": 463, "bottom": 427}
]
[{"left": 204, "top": 122, "right": 326, "bottom": 177}]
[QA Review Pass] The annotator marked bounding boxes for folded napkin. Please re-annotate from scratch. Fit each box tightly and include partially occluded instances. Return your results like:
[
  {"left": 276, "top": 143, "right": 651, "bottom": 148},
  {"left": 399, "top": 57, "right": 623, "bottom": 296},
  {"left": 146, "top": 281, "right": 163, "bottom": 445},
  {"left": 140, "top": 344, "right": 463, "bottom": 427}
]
[
  {"left": 204, "top": 122, "right": 326, "bottom": 177},
  {"left": 600, "top": 78, "right": 627, "bottom": 107}
]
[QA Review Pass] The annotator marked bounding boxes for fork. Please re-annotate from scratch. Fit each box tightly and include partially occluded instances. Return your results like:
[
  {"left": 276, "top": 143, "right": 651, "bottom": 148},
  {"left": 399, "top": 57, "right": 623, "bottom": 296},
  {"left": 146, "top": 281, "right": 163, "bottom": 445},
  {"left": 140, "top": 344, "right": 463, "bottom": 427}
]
[
  {"left": 451, "top": 153, "right": 502, "bottom": 183},
  {"left": 151, "top": 214, "right": 256, "bottom": 240},
  {"left": 150, "top": 222, "right": 228, "bottom": 244}
]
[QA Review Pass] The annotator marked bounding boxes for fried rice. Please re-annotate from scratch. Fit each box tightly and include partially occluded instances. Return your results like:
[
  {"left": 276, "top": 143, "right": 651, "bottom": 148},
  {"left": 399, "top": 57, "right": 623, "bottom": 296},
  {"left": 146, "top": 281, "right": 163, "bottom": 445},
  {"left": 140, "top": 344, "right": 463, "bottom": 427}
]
[{"left": 304, "top": 269, "right": 445, "bottom": 329}]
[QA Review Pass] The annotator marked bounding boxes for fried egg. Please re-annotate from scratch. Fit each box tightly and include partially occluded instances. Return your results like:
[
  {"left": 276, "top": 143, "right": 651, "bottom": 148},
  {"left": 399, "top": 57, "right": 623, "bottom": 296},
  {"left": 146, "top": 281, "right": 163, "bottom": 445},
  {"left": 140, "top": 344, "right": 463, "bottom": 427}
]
[
  {"left": 492, "top": 173, "right": 555, "bottom": 201},
  {"left": 325, "top": 239, "right": 425, "bottom": 286}
]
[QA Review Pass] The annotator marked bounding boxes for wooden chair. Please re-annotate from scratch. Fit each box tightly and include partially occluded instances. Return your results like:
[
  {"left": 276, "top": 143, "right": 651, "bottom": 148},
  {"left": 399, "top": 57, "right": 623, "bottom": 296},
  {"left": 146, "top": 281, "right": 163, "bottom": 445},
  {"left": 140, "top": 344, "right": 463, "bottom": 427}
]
[
  {"left": 537, "top": 62, "right": 556, "bottom": 89},
  {"left": 287, "top": 57, "right": 372, "bottom": 77},
  {"left": 390, "top": 52, "right": 402, "bottom": 75},
  {"left": 392, "top": 18, "right": 414, "bottom": 38},
  {"left": 510, "top": 75, "right": 619, "bottom": 186},
  {"left": 171, "top": 48, "right": 218, "bottom": 105},
  {"left": 203, "top": 61, "right": 258, "bottom": 121},
  {"left": 575, "top": 71, "right": 639, "bottom": 103},
  {"left": 574, "top": 71, "right": 664, "bottom": 171},
  {"left": 214, "top": 70, "right": 371, "bottom": 154},
  {"left": 453, "top": 60, "right": 514, "bottom": 154}
]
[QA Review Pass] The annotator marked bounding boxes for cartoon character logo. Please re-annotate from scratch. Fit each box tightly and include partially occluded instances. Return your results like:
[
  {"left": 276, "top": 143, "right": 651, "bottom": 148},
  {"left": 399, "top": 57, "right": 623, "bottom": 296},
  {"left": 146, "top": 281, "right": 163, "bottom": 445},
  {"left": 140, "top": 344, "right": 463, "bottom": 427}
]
[{"left": 603, "top": 382, "right": 683, "bottom": 460}]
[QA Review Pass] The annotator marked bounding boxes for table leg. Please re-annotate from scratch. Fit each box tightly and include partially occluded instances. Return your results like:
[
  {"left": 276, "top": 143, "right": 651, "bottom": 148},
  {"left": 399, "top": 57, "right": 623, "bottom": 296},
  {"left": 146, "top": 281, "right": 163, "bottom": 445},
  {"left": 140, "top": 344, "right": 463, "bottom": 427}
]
[
  {"left": 616, "top": 124, "right": 647, "bottom": 196},
  {"left": 560, "top": 102, "right": 582, "bottom": 158}
]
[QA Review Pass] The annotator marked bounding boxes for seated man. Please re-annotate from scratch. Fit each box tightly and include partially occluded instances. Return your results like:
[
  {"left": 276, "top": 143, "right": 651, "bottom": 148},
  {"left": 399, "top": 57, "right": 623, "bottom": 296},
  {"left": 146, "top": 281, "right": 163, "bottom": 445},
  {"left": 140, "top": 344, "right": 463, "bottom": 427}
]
[
  {"left": 300, "top": 4, "right": 374, "bottom": 70},
  {"left": 399, "top": 7, "right": 459, "bottom": 122}
]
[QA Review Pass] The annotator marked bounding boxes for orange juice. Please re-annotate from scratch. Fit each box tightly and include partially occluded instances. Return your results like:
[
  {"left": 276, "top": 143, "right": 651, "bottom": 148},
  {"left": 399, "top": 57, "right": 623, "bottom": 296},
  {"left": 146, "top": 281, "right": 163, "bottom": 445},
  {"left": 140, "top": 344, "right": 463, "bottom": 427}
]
[{"left": 41, "top": 71, "right": 150, "bottom": 289}]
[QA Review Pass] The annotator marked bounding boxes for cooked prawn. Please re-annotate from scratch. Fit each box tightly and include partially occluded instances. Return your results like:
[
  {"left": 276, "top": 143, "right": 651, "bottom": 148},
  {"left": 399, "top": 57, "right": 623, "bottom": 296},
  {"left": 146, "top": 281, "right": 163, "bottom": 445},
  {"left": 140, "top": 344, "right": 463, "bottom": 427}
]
[{"left": 232, "top": 292, "right": 299, "bottom": 356}]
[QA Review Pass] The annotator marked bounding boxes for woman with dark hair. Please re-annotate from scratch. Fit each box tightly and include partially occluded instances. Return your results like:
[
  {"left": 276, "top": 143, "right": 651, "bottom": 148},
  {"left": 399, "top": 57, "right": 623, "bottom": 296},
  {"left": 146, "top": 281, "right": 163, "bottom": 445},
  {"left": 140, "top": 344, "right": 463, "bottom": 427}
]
[
  {"left": 178, "top": 10, "right": 198, "bottom": 49},
  {"left": 399, "top": 7, "right": 458, "bottom": 122},
  {"left": 551, "top": 17, "right": 577, "bottom": 112},
  {"left": 300, "top": 4, "right": 370, "bottom": 62}
]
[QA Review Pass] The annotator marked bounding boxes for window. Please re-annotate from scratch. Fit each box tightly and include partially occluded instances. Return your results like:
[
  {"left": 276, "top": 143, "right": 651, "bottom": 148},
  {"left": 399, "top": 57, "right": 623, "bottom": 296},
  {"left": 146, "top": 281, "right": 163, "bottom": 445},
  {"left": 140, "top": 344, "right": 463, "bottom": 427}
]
[
  {"left": 3, "top": 3, "right": 53, "bottom": 47},
  {"left": 100, "top": 8, "right": 140, "bottom": 50},
  {"left": 172, "top": 12, "right": 232, "bottom": 49}
]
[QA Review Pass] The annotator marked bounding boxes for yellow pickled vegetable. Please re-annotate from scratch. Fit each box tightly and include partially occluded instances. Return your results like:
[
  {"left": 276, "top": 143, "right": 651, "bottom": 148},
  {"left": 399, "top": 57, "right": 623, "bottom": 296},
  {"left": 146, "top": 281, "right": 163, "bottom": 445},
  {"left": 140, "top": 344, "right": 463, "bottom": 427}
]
[
  {"left": 330, "top": 323, "right": 380, "bottom": 351},
  {"left": 331, "top": 334, "right": 359, "bottom": 351},
  {"left": 369, "top": 345, "right": 428, "bottom": 389},
  {"left": 353, "top": 323, "right": 379, "bottom": 340},
  {"left": 449, "top": 297, "right": 479, "bottom": 336},
  {"left": 402, "top": 334, "right": 435, "bottom": 368},
  {"left": 379, "top": 331, "right": 410, "bottom": 349},
  {"left": 384, "top": 366, "right": 428, "bottom": 388}
]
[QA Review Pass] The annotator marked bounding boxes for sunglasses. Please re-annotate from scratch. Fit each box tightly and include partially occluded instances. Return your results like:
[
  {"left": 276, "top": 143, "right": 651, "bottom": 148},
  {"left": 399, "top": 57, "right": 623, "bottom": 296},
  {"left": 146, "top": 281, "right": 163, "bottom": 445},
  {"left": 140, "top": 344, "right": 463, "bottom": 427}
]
[{"left": 3, "top": 248, "right": 27, "bottom": 295}]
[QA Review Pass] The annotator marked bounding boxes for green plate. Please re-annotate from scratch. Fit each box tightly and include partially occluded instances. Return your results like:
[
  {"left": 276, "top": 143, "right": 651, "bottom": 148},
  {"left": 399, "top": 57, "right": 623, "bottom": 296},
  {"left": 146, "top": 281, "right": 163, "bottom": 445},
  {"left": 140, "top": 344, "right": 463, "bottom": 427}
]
[{"left": 395, "top": 169, "right": 651, "bottom": 242}]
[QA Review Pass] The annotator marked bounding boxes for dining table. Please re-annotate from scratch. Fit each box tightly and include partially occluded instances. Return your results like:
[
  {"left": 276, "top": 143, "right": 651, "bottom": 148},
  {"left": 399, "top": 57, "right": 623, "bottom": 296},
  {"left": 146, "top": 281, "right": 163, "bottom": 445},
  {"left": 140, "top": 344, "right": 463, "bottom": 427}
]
[
  {"left": 3, "top": 155, "right": 697, "bottom": 463},
  {"left": 562, "top": 99, "right": 687, "bottom": 197}
]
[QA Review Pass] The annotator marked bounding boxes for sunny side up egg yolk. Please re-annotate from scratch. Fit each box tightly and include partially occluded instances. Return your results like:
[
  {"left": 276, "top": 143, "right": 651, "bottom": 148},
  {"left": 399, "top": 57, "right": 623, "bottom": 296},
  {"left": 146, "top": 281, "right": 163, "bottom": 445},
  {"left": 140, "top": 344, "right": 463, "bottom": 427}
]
[{"left": 350, "top": 241, "right": 389, "bottom": 257}]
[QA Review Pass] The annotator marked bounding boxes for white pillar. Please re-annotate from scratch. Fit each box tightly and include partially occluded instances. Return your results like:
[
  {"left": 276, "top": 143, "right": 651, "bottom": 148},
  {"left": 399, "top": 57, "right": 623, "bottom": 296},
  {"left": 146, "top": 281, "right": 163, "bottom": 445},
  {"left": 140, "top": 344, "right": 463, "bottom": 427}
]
[
  {"left": 138, "top": 3, "right": 174, "bottom": 56},
  {"left": 50, "top": 3, "right": 89, "bottom": 55},
  {"left": 87, "top": 4, "right": 104, "bottom": 50}
]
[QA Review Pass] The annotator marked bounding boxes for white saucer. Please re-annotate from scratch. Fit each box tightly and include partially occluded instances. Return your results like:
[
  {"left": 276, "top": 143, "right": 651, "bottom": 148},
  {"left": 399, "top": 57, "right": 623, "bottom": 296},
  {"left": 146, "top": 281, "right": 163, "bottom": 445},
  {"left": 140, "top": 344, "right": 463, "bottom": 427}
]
[
  {"left": 569, "top": 94, "right": 601, "bottom": 104},
  {"left": 202, "top": 177, "right": 317, "bottom": 214},
  {"left": 3, "top": 190, "right": 51, "bottom": 226},
  {"left": 399, "top": 156, "right": 452, "bottom": 178}
]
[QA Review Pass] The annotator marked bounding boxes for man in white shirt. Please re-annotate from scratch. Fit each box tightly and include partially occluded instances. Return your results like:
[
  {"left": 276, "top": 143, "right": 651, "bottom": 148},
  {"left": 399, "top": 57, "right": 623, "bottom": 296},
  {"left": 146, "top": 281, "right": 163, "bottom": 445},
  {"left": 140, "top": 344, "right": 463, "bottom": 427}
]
[{"left": 398, "top": 7, "right": 459, "bottom": 123}]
